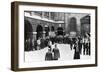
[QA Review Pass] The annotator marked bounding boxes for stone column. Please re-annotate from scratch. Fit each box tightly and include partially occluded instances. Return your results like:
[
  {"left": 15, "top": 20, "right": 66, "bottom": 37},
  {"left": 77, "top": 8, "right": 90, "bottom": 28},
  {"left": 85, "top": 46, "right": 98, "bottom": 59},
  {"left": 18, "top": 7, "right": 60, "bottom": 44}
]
[
  {"left": 33, "top": 32, "right": 37, "bottom": 40},
  {"left": 64, "top": 13, "right": 70, "bottom": 34},
  {"left": 31, "top": 12, "right": 35, "bottom": 16},
  {"left": 76, "top": 17, "right": 81, "bottom": 35},
  {"left": 54, "top": 12, "right": 59, "bottom": 21},
  {"left": 49, "top": 12, "right": 51, "bottom": 20},
  {"left": 43, "top": 31, "right": 46, "bottom": 39},
  {"left": 42, "top": 12, "right": 44, "bottom": 18}
]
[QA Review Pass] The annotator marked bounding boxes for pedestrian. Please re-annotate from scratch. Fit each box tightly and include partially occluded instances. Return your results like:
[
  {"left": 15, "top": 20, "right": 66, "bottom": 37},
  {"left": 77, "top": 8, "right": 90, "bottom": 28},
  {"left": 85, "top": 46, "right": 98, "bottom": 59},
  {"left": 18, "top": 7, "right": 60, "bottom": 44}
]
[
  {"left": 37, "top": 37, "right": 41, "bottom": 50},
  {"left": 73, "top": 39, "right": 80, "bottom": 59},
  {"left": 48, "top": 40, "right": 52, "bottom": 50},
  {"left": 83, "top": 36, "right": 86, "bottom": 55},
  {"left": 88, "top": 40, "right": 91, "bottom": 55},
  {"left": 83, "top": 36, "right": 88, "bottom": 55},
  {"left": 70, "top": 37, "right": 73, "bottom": 50},
  {"left": 52, "top": 44, "right": 60, "bottom": 60},
  {"left": 45, "top": 48, "right": 53, "bottom": 61},
  {"left": 27, "top": 38, "right": 31, "bottom": 51},
  {"left": 30, "top": 37, "right": 33, "bottom": 51},
  {"left": 86, "top": 37, "right": 90, "bottom": 55},
  {"left": 78, "top": 36, "right": 82, "bottom": 54},
  {"left": 25, "top": 39, "right": 28, "bottom": 51}
]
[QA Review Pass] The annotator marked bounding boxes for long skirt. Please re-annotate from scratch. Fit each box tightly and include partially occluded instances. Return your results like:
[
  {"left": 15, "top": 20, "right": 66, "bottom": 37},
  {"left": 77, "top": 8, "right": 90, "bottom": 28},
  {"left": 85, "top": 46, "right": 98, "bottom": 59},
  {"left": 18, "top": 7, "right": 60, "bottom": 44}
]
[{"left": 74, "top": 51, "right": 80, "bottom": 59}]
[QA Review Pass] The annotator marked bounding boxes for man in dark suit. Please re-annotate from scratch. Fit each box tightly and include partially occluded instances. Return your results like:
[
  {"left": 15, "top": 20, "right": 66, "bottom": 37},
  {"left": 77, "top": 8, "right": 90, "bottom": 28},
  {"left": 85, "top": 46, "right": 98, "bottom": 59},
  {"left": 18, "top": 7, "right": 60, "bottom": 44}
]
[
  {"left": 52, "top": 44, "right": 60, "bottom": 60},
  {"left": 74, "top": 38, "right": 80, "bottom": 59},
  {"left": 70, "top": 37, "right": 73, "bottom": 50},
  {"left": 78, "top": 36, "right": 82, "bottom": 54},
  {"left": 45, "top": 48, "right": 53, "bottom": 61}
]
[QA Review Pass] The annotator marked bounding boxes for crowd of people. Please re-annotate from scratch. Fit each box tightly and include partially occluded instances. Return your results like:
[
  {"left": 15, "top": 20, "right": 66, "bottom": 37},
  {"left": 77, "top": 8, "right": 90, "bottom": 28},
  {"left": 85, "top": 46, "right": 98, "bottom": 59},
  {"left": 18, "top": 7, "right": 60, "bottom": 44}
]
[
  {"left": 44, "top": 33, "right": 90, "bottom": 61},
  {"left": 69, "top": 34, "right": 91, "bottom": 60},
  {"left": 25, "top": 31, "right": 91, "bottom": 60}
]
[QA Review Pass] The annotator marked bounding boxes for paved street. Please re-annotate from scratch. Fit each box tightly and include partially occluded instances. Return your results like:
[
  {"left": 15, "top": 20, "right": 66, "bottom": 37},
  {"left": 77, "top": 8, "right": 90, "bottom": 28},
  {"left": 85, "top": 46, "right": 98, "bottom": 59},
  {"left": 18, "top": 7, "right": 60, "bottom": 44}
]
[{"left": 25, "top": 44, "right": 91, "bottom": 62}]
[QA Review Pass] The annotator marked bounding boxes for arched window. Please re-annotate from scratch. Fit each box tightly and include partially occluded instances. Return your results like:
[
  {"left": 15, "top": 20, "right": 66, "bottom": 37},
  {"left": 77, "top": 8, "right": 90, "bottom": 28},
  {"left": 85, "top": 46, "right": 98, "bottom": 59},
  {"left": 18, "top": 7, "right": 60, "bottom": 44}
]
[
  {"left": 24, "top": 20, "right": 33, "bottom": 40},
  {"left": 36, "top": 25, "right": 43, "bottom": 40},
  {"left": 57, "top": 26, "right": 63, "bottom": 36},
  {"left": 69, "top": 17, "right": 77, "bottom": 32},
  {"left": 44, "top": 25, "right": 50, "bottom": 37},
  {"left": 24, "top": 20, "right": 33, "bottom": 51},
  {"left": 51, "top": 26, "right": 55, "bottom": 31}
]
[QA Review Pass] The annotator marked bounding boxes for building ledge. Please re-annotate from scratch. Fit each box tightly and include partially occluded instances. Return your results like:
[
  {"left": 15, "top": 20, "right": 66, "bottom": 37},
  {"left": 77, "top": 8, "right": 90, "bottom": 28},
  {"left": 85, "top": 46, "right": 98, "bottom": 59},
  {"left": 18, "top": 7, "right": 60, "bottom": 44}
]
[{"left": 25, "top": 12, "right": 64, "bottom": 24}]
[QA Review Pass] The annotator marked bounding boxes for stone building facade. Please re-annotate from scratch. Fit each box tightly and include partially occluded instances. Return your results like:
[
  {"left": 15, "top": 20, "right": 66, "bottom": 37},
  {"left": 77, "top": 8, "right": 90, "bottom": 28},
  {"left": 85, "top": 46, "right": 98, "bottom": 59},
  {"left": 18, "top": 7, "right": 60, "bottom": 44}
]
[{"left": 24, "top": 11, "right": 90, "bottom": 41}]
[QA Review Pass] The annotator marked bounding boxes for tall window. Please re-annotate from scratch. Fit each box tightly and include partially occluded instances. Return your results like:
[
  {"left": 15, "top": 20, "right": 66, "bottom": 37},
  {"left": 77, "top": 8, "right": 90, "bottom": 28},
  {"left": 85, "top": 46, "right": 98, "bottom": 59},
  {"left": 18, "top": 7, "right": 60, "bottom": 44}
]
[
  {"left": 34, "top": 11, "right": 42, "bottom": 17},
  {"left": 44, "top": 12, "right": 49, "bottom": 19},
  {"left": 69, "top": 17, "right": 77, "bottom": 32}
]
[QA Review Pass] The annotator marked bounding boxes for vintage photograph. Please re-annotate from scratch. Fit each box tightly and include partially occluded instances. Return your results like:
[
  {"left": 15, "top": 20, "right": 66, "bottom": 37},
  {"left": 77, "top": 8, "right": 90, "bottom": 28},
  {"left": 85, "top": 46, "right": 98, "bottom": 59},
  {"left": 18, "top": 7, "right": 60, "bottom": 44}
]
[
  {"left": 11, "top": 2, "right": 97, "bottom": 71},
  {"left": 24, "top": 11, "right": 91, "bottom": 62}
]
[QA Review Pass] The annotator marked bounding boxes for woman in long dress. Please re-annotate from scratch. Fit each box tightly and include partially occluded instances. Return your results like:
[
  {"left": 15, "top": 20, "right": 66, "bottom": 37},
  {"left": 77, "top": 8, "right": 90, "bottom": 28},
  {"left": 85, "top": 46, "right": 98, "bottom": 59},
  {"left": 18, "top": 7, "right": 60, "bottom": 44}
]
[{"left": 74, "top": 39, "right": 80, "bottom": 59}]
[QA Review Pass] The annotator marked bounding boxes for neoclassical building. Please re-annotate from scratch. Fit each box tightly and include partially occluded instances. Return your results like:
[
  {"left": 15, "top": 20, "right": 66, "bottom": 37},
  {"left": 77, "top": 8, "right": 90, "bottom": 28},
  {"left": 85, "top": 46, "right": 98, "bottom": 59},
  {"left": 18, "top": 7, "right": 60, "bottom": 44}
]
[{"left": 24, "top": 11, "right": 90, "bottom": 41}]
